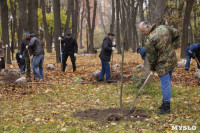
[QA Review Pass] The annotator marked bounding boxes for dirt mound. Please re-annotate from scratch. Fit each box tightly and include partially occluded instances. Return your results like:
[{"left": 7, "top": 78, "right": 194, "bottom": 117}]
[{"left": 73, "top": 108, "right": 151, "bottom": 121}]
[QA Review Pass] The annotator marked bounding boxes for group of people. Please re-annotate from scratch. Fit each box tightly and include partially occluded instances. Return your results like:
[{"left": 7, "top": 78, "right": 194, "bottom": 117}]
[
  {"left": 98, "top": 21, "right": 200, "bottom": 115},
  {"left": 14, "top": 21, "right": 199, "bottom": 115},
  {"left": 17, "top": 31, "right": 45, "bottom": 81},
  {"left": 17, "top": 32, "right": 79, "bottom": 80}
]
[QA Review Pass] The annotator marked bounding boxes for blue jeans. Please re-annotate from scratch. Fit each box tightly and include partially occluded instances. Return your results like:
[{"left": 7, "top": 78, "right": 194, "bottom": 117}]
[
  {"left": 160, "top": 71, "right": 173, "bottom": 103},
  {"left": 98, "top": 59, "right": 111, "bottom": 81},
  {"left": 32, "top": 54, "right": 45, "bottom": 80},
  {"left": 19, "top": 64, "right": 25, "bottom": 73}
]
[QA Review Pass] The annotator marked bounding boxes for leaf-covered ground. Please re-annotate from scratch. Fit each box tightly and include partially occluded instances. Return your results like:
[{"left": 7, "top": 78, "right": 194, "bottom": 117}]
[{"left": 0, "top": 50, "right": 199, "bottom": 132}]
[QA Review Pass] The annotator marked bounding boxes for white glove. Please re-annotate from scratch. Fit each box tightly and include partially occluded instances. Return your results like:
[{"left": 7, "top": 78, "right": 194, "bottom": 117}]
[
  {"left": 112, "top": 47, "right": 116, "bottom": 51},
  {"left": 19, "top": 55, "right": 22, "bottom": 59},
  {"left": 58, "top": 37, "right": 62, "bottom": 41},
  {"left": 74, "top": 53, "right": 77, "bottom": 57},
  {"left": 112, "top": 42, "right": 116, "bottom": 47},
  {"left": 189, "top": 50, "right": 193, "bottom": 54},
  {"left": 150, "top": 71, "right": 154, "bottom": 75},
  {"left": 26, "top": 45, "right": 29, "bottom": 49},
  {"left": 30, "top": 55, "right": 33, "bottom": 60}
]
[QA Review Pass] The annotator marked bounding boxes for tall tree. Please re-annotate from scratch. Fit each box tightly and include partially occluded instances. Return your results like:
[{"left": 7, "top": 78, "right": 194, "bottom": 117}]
[
  {"left": 0, "top": 0, "right": 11, "bottom": 64},
  {"left": 181, "top": 0, "right": 194, "bottom": 58},
  {"left": 17, "top": 0, "right": 28, "bottom": 32},
  {"left": 65, "top": 0, "right": 73, "bottom": 33},
  {"left": 41, "top": 0, "right": 53, "bottom": 52},
  {"left": 116, "top": 0, "right": 121, "bottom": 54},
  {"left": 53, "top": 0, "right": 62, "bottom": 62},
  {"left": 150, "top": 0, "right": 167, "bottom": 25},
  {"left": 110, "top": 0, "right": 115, "bottom": 33},
  {"left": 80, "top": 1, "right": 86, "bottom": 49},
  {"left": 72, "top": 0, "right": 80, "bottom": 40},
  {"left": 28, "top": 0, "right": 38, "bottom": 35},
  {"left": 86, "top": 0, "right": 97, "bottom": 53}
]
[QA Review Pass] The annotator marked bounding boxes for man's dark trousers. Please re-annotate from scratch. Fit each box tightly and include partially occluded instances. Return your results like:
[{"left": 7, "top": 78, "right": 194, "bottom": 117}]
[{"left": 62, "top": 53, "right": 76, "bottom": 72}]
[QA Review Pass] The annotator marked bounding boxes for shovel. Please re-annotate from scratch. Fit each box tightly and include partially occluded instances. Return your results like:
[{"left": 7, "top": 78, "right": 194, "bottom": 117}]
[{"left": 129, "top": 71, "right": 154, "bottom": 112}]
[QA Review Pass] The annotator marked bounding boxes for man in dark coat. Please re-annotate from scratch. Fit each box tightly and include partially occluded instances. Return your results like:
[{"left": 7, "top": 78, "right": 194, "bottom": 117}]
[
  {"left": 16, "top": 50, "right": 26, "bottom": 74},
  {"left": 27, "top": 33, "right": 45, "bottom": 80},
  {"left": 185, "top": 43, "right": 200, "bottom": 71},
  {"left": 61, "top": 33, "right": 78, "bottom": 72},
  {"left": 98, "top": 33, "right": 116, "bottom": 83},
  {"left": 19, "top": 31, "right": 32, "bottom": 78}
]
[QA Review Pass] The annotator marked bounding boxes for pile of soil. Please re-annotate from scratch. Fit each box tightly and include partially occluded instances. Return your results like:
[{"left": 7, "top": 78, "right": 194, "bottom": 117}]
[{"left": 73, "top": 108, "right": 151, "bottom": 121}]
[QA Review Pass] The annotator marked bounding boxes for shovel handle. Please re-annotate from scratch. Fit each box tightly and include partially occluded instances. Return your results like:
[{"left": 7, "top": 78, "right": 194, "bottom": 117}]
[{"left": 129, "top": 72, "right": 153, "bottom": 112}]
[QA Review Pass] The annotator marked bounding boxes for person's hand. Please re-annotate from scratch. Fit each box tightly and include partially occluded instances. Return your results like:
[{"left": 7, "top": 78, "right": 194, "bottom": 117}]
[
  {"left": 112, "top": 42, "right": 116, "bottom": 47},
  {"left": 112, "top": 47, "right": 116, "bottom": 51},
  {"left": 19, "top": 55, "right": 22, "bottom": 59},
  {"left": 26, "top": 45, "right": 29, "bottom": 49},
  {"left": 185, "top": 67, "right": 189, "bottom": 71},
  {"left": 58, "top": 37, "right": 62, "bottom": 41},
  {"left": 30, "top": 55, "right": 33, "bottom": 60},
  {"left": 74, "top": 53, "right": 77, "bottom": 57},
  {"left": 150, "top": 71, "right": 154, "bottom": 75},
  {"left": 189, "top": 50, "right": 193, "bottom": 54}
]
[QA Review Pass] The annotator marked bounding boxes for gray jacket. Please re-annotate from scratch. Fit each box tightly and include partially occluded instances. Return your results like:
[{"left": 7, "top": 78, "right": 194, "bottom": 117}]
[{"left": 29, "top": 37, "right": 45, "bottom": 56}]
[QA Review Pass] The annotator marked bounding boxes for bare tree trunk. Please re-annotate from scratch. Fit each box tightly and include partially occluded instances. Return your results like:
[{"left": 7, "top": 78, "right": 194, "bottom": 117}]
[
  {"left": 17, "top": 0, "right": 29, "bottom": 32},
  {"left": 181, "top": 0, "right": 194, "bottom": 58},
  {"left": 65, "top": 0, "right": 73, "bottom": 33},
  {"left": 17, "top": 18, "right": 23, "bottom": 50},
  {"left": 86, "top": 0, "right": 97, "bottom": 53},
  {"left": 139, "top": 0, "right": 145, "bottom": 45},
  {"left": 132, "top": 3, "right": 138, "bottom": 52},
  {"left": 193, "top": 9, "right": 198, "bottom": 43},
  {"left": 116, "top": 0, "right": 121, "bottom": 54},
  {"left": 72, "top": 0, "right": 79, "bottom": 40},
  {"left": 110, "top": 0, "right": 115, "bottom": 33},
  {"left": 0, "top": 0, "right": 11, "bottom": 64},
  {"left": 10, "top": 0, "right": 17, "bottom": 56},
  {"left": 28, "top": 0, "right": 38, "bottom": 35},
  {"left": 150, "top": 0, "right": 167, "bottom": 26},
  {"left": 121, "top": 1, "right": 128, "bottom": 51},
  {"left": 80, "top": 1, "right": 85, "bottom": 49},
  {"left": 41, "top": 0, "right": 53, "bottom": 52},
  {"left": 53, "top": 0, "right": 62, "bottom": 63}
]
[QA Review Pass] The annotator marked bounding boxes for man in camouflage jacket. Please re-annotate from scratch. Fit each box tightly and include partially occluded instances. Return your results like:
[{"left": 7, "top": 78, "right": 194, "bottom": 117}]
[{"left": 139, "top": 21, "right": 179, "bottom": 114}]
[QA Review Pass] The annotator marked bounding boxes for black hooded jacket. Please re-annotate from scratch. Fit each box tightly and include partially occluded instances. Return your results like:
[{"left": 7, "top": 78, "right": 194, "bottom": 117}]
[
  {"left": 99, "top": 37, "right": 113, "bottom": 62},
  {"left": 62, "top": 37, "right": 78, "bottom": 54}
]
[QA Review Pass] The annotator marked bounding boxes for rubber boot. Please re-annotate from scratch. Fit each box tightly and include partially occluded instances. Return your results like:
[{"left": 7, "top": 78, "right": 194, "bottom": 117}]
[{"left": 156, "top": 103, "right": 170, "bottom": 114}]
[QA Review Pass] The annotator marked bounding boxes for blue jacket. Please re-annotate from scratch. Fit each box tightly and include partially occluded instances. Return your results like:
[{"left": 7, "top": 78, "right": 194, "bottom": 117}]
[
  {"left": 140, "top": 47, "right": 146, "bottom": 60},
  {"left": 185, "top": 43, "right": 200, "bottom": 70}
]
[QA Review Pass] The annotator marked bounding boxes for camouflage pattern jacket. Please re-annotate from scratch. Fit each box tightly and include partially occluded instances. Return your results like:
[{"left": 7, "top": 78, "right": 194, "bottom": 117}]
[{"left": 144, "top": 25, "right": 179, "bottom": 77}]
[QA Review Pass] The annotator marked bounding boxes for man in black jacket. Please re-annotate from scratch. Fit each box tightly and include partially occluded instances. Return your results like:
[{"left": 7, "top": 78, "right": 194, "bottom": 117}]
[
  {"left": 19, "top": 31, "right": 32, "bottom": 78},
  {"left": 27, "top": 33, "right": 45, "bottom": 80},
  {"left": 61, "top": 33, "right": 78, "bottom": 72},
  {"left": 98, "top": 33, "right": 116, "bottom": 83}
]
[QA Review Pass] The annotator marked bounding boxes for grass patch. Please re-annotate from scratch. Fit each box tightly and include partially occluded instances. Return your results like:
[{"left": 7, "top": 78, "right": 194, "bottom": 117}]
[{"left": 0, "top": 82, "right": 199, "bottom": 132}]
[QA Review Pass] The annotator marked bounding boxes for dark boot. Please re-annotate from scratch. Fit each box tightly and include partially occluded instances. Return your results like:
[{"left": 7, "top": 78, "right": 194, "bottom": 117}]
[
  {"left": 156, "top": 103, "right": 170, "bottom": 114},
  {"left": 157, "top": 102, "right": 164, "bottom": 109},
  {"left": 98, "top": 79, "right": 104, "bottom": 82}
]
